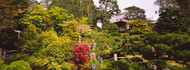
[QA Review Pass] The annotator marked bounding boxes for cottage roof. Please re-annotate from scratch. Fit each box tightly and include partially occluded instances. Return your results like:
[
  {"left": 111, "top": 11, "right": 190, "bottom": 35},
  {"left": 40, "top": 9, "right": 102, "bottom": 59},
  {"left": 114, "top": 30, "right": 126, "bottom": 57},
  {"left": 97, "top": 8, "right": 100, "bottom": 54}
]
[{"left": 110, "top": 13, "right": 129, "bottom": 23}]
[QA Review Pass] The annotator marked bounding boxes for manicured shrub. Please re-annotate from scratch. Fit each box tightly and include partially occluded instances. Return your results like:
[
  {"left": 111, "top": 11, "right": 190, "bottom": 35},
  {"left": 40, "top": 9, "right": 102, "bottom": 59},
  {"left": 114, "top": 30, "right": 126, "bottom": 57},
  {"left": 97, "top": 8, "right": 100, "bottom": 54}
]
[
  {"left": 3, "top": 60, "right": 32, "bottom": 70},
  {"left": 100, "top": 59, "right": 129, "bottom": 70},
  {"left": 140, "top": 45, "right": 155, "bottom": 59}
]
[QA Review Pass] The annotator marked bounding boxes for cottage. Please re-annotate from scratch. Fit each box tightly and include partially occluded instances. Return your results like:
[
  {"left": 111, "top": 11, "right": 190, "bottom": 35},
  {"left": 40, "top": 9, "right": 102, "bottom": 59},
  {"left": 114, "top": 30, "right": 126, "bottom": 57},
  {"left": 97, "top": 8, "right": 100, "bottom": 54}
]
[{"left": 110, "top": 13, "right": 130, "bottom": 33}]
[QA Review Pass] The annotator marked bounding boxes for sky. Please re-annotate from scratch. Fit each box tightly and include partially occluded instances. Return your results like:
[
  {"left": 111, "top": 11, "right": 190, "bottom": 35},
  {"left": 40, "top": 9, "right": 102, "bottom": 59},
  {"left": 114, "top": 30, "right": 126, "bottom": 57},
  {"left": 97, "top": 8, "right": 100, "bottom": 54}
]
[{"left": 93, "top": 0, "right": 159, "bottom": 20}]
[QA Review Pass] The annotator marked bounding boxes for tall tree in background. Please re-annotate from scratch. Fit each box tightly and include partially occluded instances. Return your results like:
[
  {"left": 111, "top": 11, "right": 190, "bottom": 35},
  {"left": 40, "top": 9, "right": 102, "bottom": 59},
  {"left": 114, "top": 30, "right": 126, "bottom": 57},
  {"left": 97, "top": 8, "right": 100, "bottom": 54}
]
[
  {"left": 155, "top": 0, "right": 190, "bottom": 18},
  {"left": 50, "top": 0, "right": 96, "bottom": 19},
  {"left": 175, "top": 0, "right": 190, "bottom": 18},
  {"left": 155, "top": 8, "right": 189, "bottom": 34},
  {"left": 0, "top": 0, "right": 30, "bottom": 28},
  {"left": 99, "top": 0, "right": 120, "bottom": 17},
  {"left": 98, "top": 0, "right": 120, "bottom": 28},
  {"left": 154, "top": 0, "right": 179, "bottom": 14},
  {"left": 124, "top": 6, "right": 146, "bottom": 20}
]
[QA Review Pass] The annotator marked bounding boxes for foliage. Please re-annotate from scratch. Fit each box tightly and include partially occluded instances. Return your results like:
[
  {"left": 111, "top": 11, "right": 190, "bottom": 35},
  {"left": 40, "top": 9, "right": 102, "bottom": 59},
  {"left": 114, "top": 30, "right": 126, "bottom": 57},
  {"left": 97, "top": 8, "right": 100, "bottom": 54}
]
[
  {"left": 99, "top": 0, "right": 121, "bottom": 16},
  {"left": 154, "top": 0, "right": 179, "bottom": 14},
  {"left": 153, "top": 44, "right": 171, "bottom": 58},
  {"left": 140, "top": 45, "right": 155, "bottom": 59},
  {"left": 22, "top": 5, "right": 74, "bottom": 32},
  {"left": 0, "top": 58, "right": 6, "bottom": 69},
  {"left": 74, "top": 44, "right": 90, "bottom": 64},
  {"left": 128, "top": 20, "right": 152, "bottom": 35},
  {"left": 155, "top": 8, "right": 189, "bottom": 34},
  {"left": 124, "top": 6, "right": 146, "bottom": 20},
  {"left": 20, "top": 24, "right": 40, "bottom": 54},
  {"left": 154, "top": 0, "right": 190, "bottom": 17},
  {"left": 51, "top": 0, "right": 96, "bottom": 19},
  {"left": 62, "top": 21, "right": 79, "bottom": 41},
  {"left": 7, "top": 53, "right": 29, "bottom": 63},
  {"left": 48, "top": 6, "right": 74, "bottom": 33},
  {"left": 100, "top": 59, "right": 129, "bottom": 70},
  {"left": 60, "top": 62, "right": 71, "bottom": 70},
  {"left": 173, "top": 50, "right": 190, "bottom": 66},
  {"left": 41, "top": 29, "right": 73, "bottom": 60},
  {"left": 104, "top": 23, "right": 119, "bottom": 36},
  {"left": 22, "top": 4, "right": 48, "bottom": 31},
  {"left": 3, "top": 60, "right": 32, "bottom": 70},
  {"left": 148, "top": 59, "right": 167, "bottom": 70},
  {"left": 78, "top": 17, "right": 92, "bottom": 25},
  {"left": 130, "top": 63, "right": 146, "bottom": 70},
  {"left": 0, "top": 0, "right": 30, "bottom": 28}
]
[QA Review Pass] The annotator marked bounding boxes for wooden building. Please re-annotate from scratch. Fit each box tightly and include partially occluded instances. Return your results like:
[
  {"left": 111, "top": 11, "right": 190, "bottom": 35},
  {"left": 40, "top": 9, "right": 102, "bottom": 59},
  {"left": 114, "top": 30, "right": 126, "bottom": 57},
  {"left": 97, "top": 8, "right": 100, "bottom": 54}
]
[{"left": 110, "top": 13, "right": 130, "bottom": 33}]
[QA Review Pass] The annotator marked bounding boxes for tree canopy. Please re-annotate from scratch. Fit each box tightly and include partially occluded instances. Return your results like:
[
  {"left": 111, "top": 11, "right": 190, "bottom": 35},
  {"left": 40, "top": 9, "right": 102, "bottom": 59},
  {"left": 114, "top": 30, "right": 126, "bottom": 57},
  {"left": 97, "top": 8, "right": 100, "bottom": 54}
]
[{"left": 124, "top": 6, "right": 146, "bottom": 20}]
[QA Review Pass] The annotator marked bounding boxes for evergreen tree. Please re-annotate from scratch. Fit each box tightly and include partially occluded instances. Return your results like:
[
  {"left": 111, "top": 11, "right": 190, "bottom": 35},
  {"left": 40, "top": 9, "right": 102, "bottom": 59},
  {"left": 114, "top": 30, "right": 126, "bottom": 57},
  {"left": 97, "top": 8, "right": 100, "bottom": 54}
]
[{"left": 124, "top": 6, "right": 146, "bottom": 20}]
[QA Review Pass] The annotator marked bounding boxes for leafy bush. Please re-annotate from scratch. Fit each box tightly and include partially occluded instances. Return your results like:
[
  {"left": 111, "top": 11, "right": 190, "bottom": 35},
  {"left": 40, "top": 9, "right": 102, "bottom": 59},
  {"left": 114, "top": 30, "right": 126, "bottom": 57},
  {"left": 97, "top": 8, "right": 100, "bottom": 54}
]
[
  {"left": 7, "top": 53, "right": 29, "bottom": 63},
  {"left": 60, "top": 62, "right": 71, "bottom": 70},
  {"left": 40, "top": 29, "right": 74, "bottom": 60},
  {"left": 27, "top": 56, "right": 39, "bottom": 69},
  {"left": 153, "top": 44, "right": 171, "bottom": 58},
  {"left": 20, "top": 24, "right": 41, "bottom": 54},
  {"left": 74, "top": 44, "right": 90, "bottom": 64},
  {"left": 0, "top": 58, "right": 6, "bottom": 69},
  {"left": 148, "top": 59, "right": 167, "bottom": 70},
  {"left": 131, "top": 57, "right": 143, "bottom": 62},
  {"left": 128, "top": 20, "right": 152, "bottom": 35},
  {"left": 3, "top": 60, "right": 32, "bottom": 70},
  {"left": 62, "top": 21, "right": 79, "bottom": 41},
  {"left": 100, "top": 59, "right": 129, "bottom": 70},
  {"left": 140, "top": 45, "right": 155, "bottom": 59},
  {"left": 130, "top": 63, "right": 146, "bottom": 70}
]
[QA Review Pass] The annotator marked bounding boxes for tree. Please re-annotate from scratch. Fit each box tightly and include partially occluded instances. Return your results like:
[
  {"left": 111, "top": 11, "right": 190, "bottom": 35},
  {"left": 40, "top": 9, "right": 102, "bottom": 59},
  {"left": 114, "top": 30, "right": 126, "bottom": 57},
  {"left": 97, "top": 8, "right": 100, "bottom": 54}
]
[
  {"left": 154, "top": 0, "right": 179, "bottom": 14},
  {"left": 22, "top": 5, "right": 74, "bottom": 33},
  {"left": 154, "top": 0, "right": 190, "bottom": 17},
  {"left": 99, "top": 0, "right": 121, "bottom": 16},
  {"left": 50, "top": 0, "right": 96, "bottom": 19},
  {"left": 124, "top": 6, "right": 146, "bottom": 20},
  {"left": 0, "top": 0, "right": 30, "bottom": 28},
  {"left": 155, "top": 8, "right": 189, "bottom": 34},
  {"left": 175, "top": 0, "right": 190, "bottom": 18}
]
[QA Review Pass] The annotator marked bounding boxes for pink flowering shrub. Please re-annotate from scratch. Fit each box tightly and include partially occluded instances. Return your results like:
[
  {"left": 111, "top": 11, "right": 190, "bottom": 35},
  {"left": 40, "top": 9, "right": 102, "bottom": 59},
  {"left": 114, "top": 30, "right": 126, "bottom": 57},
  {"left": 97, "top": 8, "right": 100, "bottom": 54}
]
[{"left": 73, "top": 44, "right": 90, "bottom": 64}]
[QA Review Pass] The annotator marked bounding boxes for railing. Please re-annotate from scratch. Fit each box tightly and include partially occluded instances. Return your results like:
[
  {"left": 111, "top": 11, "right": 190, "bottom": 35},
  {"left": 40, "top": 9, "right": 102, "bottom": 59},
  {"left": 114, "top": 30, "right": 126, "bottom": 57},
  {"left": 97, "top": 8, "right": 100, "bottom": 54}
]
[{"left": 0, "top": 48, "right": 18, "bottom": 61}]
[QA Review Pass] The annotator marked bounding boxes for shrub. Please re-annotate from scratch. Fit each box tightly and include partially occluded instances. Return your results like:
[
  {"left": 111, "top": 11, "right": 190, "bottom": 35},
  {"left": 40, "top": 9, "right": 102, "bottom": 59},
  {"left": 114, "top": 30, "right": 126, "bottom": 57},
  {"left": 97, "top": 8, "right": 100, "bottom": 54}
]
[
  {"left": 7, "top": 53, "right": 29, "bottom": 63},
  {"left": 130, "top": 63, "right": 146, "bottom": 70},
  {"left": 60, "top": 62, "right": 71, "bottom": 70},
  {"left": 100, "top": 59, "right": 129, "bottom": 70},
  {"left": 40, "top": 29, "right": 74, "bottom": 60},
  {"left": 148, "top": 59, "right": 167, "bottom": 70},
  {"left": 74, "top": 44, "right": 90, "bottom": 64},
  {"left": 62, "top": 21, "right": 79, "bottom": 41},
  {"left": 131, "top": 57, "right": 143, "bottom": 62},
  {"left": 3, "top": 60, "right": 32, "bottom": 70},
  {"left": 20, "top": 24, "right": 41, "bottom": 54},
  {"left": 140, "top": 45, "right": 155, "bottom": 59}
]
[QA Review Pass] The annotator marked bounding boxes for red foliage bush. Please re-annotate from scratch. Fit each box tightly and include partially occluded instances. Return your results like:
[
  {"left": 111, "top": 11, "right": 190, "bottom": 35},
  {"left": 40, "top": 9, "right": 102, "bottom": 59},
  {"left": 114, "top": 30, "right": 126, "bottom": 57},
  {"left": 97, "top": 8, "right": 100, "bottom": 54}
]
[{"left": 73, "top": 44, "right": 90, "bottom": 64}]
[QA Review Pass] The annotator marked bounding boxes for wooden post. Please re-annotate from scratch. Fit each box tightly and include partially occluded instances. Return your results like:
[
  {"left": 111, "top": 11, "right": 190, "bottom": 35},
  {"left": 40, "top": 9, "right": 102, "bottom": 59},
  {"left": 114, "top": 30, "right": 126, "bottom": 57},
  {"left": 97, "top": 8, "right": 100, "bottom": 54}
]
[
  {"left": 0, "top": 48, "right": 2, "bottom": 59},
  {"left": 79, "top": 35, "right": 81, "bottom": 43},
  {"left": 114, "top": 54, "right": 117, "bottom": 61},
  {"left": 100, "top": 57, "right": 103, "bottom": 67},
  {"left": 3, "top": 49, "right": 6, "bottom": 61}
]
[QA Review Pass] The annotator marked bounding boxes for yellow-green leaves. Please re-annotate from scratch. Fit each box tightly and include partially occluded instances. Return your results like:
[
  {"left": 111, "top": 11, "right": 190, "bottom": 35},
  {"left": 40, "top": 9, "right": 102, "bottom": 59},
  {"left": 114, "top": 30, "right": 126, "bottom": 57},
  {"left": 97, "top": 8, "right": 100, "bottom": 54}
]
[
  {"left": 128, "top": 20, "right": 152, "bottom": 35},
  {"left": 62, "top": 21, "right": 79, "bottom": 41}
]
